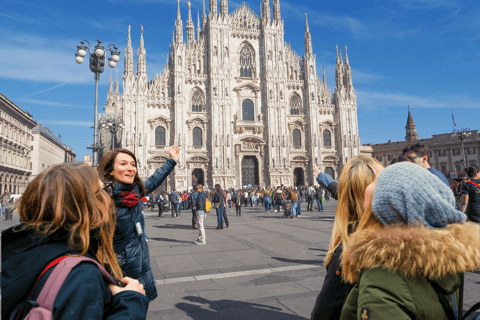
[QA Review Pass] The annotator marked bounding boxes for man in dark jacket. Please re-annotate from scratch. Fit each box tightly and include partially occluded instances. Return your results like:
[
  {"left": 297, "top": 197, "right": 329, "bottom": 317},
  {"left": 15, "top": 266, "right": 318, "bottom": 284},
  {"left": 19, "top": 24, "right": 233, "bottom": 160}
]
[
  {"left": 170, "top": 190, "right": 179, "bottom": 218},
  {"left": 194, "top": 185, "right": 207, "bottom": 245},
  {"left": 214, "top": 184, "right": 226, "bottom": 229},
  {"left": 190, "top": 189, "right": 199, "bottom": 229}
]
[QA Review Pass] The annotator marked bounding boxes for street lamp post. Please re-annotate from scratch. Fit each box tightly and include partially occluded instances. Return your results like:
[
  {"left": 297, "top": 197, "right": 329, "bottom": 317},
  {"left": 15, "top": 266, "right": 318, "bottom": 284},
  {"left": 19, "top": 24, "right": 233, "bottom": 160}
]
[
  {"left": 452, "top": 127, "right": 471, "bottom": 172},
  {"left": 100, "top": 114, "right": 125, "bottom": 151},
  {"left": 75, "top": 39, "right": 121, "bottom": 167}
]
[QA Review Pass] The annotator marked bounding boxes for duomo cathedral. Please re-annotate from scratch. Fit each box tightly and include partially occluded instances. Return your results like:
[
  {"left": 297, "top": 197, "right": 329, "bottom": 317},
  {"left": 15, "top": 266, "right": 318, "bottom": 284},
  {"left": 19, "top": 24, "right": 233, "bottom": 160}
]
[{"left": 103, "top": 0, "right": 360, "bottom": 190}]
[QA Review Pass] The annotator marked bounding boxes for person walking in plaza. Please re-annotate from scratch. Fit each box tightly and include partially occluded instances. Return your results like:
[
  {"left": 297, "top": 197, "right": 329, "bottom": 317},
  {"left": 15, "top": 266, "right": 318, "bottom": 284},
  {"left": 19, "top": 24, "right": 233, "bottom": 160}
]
[
  {"left": 194, "top": 184, "right": 207, "bottom": 245},
  {"left": 214, "top": 184, "right": 226, "bottom": 229},
  {"left": 307, "top": 185, "right": 315, "bottom": 212},
  {"left": 2, "top": 162, "right": 149, "bottom": 320},
  {"left": 264, "top": 192, "right": 271, "bottom": 212},
  {"left": 170, "top": 189, "right": 179, "bottom": 218},
  {"left": 157, "top": 191, "right": 166, "bottom": 219},
  {"left": 233, "top": 191, "right": 242, "bottom": 216},
  {"left": 182, "top": 191, "right": 189, "bottom": 210},
  {"left": 311, "top": 155, "right": 382, "bottom": 320},
  {"left": 403, "top": 143, "right": 450, "bottom": 187},
  {"left": 227, "top": 191, "right": 232, "bottom": 208},
  {"left": 338, "top": 162, "right": 477, "bottom": 320},
  {"left": 460, "top": 165, "right": 480, "bottom": 223},
  {"left": 190, "top": 187, "right": 199, "bottom": 229},
  {"left": 98, "top": 146, "right": 180, "bottom": 301},
  {"left": 315, "top": 187, "right": 324, "bottom": 212}
]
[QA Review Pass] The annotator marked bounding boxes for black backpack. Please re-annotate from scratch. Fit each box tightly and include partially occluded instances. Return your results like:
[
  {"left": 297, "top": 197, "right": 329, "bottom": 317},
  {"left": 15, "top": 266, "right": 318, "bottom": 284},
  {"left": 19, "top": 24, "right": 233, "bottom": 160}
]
[{"left": 169, "top": 193, "right": 176, "bottom": 203}]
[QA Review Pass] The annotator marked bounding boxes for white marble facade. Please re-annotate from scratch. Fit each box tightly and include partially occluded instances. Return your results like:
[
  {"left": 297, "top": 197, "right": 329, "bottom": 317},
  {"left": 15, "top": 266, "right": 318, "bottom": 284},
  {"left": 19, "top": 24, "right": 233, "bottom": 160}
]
[{"left": 105, "top": 0, "right": 360, "bottom": 190}]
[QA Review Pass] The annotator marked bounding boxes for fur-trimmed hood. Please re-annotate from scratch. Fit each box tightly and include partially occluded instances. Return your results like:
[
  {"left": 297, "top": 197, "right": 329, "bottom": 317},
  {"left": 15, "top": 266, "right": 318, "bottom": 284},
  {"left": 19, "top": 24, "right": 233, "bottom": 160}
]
[{"left": 341, "top": 222, "right": 480, "bottom": 284}]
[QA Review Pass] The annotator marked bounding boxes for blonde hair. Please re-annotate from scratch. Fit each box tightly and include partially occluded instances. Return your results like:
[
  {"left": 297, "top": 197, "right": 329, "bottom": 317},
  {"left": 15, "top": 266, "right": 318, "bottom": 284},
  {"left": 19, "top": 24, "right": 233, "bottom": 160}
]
[
  {"left": 18, "top": 162, "right": 123, "bottom": 280},
  {"left": 324, "top": 155, "right": 382, "bottom": 268}
]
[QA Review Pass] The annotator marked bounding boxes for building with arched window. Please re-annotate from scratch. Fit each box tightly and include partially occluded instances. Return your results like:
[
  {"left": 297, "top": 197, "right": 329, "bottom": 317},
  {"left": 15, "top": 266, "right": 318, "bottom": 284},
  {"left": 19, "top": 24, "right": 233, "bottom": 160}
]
[{"left": 107, "top": 1, "right": 360, "bottom": 190}]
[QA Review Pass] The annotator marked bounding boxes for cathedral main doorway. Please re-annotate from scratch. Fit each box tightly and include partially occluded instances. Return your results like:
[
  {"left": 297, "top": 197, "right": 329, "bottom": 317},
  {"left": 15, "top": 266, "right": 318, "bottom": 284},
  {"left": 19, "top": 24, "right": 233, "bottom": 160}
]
[
  {"left": 242, "top": 156, "right": 259, "bottom": 187},
  {"left": 293, "top": 168, "right": 305, "bottom": 187},
  {"left": 192, "top": 169, "right": 204, "bottom": 187}
]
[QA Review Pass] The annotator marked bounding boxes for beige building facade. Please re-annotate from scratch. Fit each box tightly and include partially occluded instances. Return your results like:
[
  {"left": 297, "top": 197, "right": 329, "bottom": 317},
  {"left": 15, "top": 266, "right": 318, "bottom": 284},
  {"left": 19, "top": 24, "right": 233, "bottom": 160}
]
[
  {"left": 105, "top": 0, "right": 360, "bottom": 189},
  {"left": 366, "top": 110, "right": 480, "bottom": 179},
  {"left": 0, "top": 93, "right": 36, "bottom": 194},
  {"left": 31, "top": 122, "right": 76, "bottom": 181}
]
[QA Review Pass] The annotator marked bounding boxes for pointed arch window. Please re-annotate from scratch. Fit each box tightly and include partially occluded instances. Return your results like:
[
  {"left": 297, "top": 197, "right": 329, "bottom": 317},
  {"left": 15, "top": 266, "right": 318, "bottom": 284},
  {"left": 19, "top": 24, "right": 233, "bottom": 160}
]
[
  {"left": 239, "top": 45, "right": 254, "bottom": 78},
  {"left": 293, "top": 129, "right": 301, "bottom": 147},
  {"left": 290, "top": 94, "right": 302, "bottom": 115},
  {"left": 242, "top": 99, "right": 254, "bottom": 121},
  {"left": 155, "top": 126, "right": 166, "bottom": 146},
  {"left": 191, "top": 89, "right": 204, "bottom": 112},
  {"left": 323, "top": 130, "right": 332, "bottom": 147},
  {"left": 193, "top": 127, "right": 202, "bottom": 146}
]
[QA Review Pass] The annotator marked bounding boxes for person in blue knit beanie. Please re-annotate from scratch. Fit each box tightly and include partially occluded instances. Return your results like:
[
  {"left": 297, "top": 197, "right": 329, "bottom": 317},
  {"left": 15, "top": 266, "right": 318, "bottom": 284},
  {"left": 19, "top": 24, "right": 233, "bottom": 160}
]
[{"left": 338, "top": 162, "right": 480, "bottom": 320}]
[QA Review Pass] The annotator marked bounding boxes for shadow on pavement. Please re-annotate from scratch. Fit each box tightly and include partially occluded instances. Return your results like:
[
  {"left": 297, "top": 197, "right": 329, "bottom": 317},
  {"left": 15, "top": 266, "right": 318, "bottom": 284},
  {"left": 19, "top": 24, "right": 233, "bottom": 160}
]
[
  {"left": 153, "top": 224, "right": 190, "bottom": 230},
  {"left": 175, "top": 296, "right": 303, "bottom": 319},
  {"left": 149, "top": 237, "right": 194, "bottom": 244},
  {"left": 271, "top": 257, "right": 324, "bottom": 265}
]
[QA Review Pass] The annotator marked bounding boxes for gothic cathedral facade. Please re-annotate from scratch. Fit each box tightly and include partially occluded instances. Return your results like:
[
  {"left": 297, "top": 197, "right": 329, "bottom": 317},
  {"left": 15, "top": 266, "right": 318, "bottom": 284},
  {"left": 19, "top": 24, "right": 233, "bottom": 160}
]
[{"left": 105, "top": 0, "right": 360, "bottom": 190}]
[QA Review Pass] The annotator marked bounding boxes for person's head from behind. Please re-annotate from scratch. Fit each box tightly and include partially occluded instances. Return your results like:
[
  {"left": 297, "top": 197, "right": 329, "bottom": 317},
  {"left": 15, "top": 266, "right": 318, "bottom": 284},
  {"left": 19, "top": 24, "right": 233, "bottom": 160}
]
[
  {"left": 18, "top": 162, "right": 122, "bottom": 279},
  {"left": 466, "top": 165, "right": 480, "bottom": 179},
  {"left": 97, "top": 148, "right": 145, "bottom": 196},
  {"left": 197, "top": 184, "right": 203, "bottom": 192},
  {"left": 326, "top": 155, "right": 383, "bottom": 267},
  {"left": 402, "top": 143, "right": 429, "bottom": 168},
  {"left": 390, "top": 155, "right": 410, "bottom": 165},
  {"left": 215, "top": 184, "right": 221, "bottom": 192}
]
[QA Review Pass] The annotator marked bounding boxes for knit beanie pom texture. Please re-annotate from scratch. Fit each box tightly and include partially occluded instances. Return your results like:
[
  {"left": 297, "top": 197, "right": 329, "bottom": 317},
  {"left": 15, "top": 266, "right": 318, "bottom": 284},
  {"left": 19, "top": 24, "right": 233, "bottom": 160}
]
[{"left": 372, "top": 162, "right": 466, "bottom": 228}]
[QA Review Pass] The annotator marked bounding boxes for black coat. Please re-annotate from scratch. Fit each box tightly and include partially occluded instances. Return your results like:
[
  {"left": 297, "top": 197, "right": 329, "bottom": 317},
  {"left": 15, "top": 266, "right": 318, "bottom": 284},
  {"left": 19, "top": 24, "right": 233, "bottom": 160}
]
[
  {"left": 1, "top": 226, "right": 149, "bottom": 320},
  {"left": 112, "top": 158, "right": 176, "bottom": 301},
  {"left": 311, "top": 244, "right": 351, "bottom": 320}
]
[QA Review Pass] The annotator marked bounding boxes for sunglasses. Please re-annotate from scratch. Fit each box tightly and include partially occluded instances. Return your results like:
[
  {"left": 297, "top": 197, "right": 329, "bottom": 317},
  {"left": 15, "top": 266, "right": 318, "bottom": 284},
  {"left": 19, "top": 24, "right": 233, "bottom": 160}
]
[
  {"left": 406, "top": 155, "right": 421, "bottom": 161},
  {"left": 102, "top": 182, "right": 114, "bottom": 196}
]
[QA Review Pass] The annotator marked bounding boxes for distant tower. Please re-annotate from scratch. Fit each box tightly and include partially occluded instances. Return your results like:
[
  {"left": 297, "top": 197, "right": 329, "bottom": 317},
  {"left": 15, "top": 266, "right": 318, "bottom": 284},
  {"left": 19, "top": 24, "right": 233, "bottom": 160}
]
[{"left": 405, "top": 106, "right": 419, "bottom": 141}]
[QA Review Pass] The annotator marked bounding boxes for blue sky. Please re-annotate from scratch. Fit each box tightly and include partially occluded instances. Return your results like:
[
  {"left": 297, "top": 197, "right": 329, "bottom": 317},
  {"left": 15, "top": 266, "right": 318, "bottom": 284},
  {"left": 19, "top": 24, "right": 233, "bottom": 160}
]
[{"left": 1, "top": 0, "right": 479, "bottom": 159}]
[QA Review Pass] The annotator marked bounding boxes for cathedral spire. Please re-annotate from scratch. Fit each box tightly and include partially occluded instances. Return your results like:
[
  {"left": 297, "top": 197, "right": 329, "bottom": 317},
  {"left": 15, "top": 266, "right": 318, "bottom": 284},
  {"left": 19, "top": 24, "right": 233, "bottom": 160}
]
[
  {"left": 304, "top": 13, "right": 312, "bottom": 54},
  {"left": 220, "top": 0, "right": 228, "bottom": 16},
  {"left": 343, "top": 45, "right": 353, "bottom": 87},
  {"left": 197, "top": 10, "right": 201, "bottom": 40},
  {"left": 405, "top": 106, "right": 419, "bottom": 141},
  {"left": 124, "top": 25, "right": 134, "bottom": 75},
  {"left": 115, "top": 69, "right": 119, "bottom": 93},
  {"left": 202, "top": 0, "right": 207, "bottom": 28},
  {"left": 108, "top": 70, "right": 113, "bottom": 93},
  {"left": 186, "top": 1, "right": 195, "bottom": 44},
  {"left": 175, "top": 0, "right": 183, "bottom": 43},
  {"left": 323, "top": 65, "right": 326, "bottom": 84},
  {"left": 210, "top": 0, "right": 217, "bottom": 18},
  {"left": 273, "top": 0, "right": 281, "bottom": 22},
  {"left": 263, "top": 0, "right": 271, "bottom": 23},
  {"left": 137, "top": 25, "right": 146, "bottom": 76},
  {"left": 335, "top": 45, "right": 344, "bottom": 90}
]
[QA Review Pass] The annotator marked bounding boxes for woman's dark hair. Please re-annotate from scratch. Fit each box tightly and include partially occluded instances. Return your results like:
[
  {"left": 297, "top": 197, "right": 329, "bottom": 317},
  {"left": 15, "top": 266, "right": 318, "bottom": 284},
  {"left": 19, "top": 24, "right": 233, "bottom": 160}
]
[
  {"left": 390, "top": 155, "right": 410, "bottom": 165},
  {"left": 97, "top": 148, "right": 146, "bottom": 197},
  {"left": 466, "top": 165, "right": 480, "bottom": 178}
]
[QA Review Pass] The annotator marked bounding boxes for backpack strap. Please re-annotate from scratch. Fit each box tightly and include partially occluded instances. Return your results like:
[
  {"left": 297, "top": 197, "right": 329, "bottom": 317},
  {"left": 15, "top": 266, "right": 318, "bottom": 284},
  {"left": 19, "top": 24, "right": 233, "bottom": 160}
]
[
  {"left": 429, "top": 280, "right": 458, "bottom": 320},
  {"left": 466, "top": 181, "right": 480, "bottom": 189},
  {"left": 36, "top": 256, "right": 115, "bottom": 311}
]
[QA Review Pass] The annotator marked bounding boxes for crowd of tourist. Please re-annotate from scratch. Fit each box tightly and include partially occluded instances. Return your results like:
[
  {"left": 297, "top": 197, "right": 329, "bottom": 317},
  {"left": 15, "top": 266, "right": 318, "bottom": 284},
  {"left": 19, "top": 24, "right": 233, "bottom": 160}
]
[{"left": 2, "top": 142, "right": 480, "bottom": 320}]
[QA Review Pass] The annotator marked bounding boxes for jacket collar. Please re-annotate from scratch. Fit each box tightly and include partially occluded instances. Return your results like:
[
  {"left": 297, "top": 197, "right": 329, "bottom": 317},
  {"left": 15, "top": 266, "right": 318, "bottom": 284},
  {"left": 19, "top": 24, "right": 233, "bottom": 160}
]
[{"left": 341, "top": 222, "right": 480, "bottom": 284}]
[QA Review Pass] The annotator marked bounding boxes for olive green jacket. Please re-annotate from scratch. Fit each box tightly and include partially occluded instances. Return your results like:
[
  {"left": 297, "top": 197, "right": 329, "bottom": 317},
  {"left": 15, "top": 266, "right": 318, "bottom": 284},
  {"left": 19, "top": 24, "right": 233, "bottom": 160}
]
[{"left": 339, "top": 222, "right": 480, "bottom": 320}]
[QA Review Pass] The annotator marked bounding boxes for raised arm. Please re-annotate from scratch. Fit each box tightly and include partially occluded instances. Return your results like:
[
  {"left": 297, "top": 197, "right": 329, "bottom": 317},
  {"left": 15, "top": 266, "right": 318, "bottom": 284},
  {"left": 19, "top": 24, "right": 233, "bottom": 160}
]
[
  {"left": 144, "top": 146, "right": 180, "bottom": 194},
  {"left": 313, "top": 165, "right": 338, "bottom": 200}
]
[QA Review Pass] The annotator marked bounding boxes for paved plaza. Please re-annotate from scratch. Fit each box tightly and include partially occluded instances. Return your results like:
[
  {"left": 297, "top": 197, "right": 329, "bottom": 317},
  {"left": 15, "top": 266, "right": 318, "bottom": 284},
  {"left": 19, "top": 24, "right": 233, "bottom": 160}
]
[{"left": 1, "top": 200, "right": 479, "bottom": 319}]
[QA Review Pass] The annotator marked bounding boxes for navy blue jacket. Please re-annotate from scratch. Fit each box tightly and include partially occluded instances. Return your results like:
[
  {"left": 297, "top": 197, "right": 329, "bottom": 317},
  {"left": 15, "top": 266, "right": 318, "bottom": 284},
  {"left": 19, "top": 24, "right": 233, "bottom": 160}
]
[
  {"left": 1, "top": 226, "right": 149, "bottom": 320},
  {"left": 195, "top": 192, "right": 207, "bottom": 211},
  {"left": 213, "top": 191, "right": 225, "bottom": 208},
  {"left": 113, "top": 158, "right": 176, "bottom": 301},
  {"left": 190, "top": 191, "right": 199, "bottom": 210}
]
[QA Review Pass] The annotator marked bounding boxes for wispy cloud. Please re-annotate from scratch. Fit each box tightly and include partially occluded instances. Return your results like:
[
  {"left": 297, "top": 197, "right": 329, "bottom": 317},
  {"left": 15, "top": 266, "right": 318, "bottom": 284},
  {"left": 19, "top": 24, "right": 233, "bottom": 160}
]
[
  {"left": 20, "top": 83, "right": 71, "bottom": 99},
  {"left": 18, "top": 98, "right": 90, "bottom": 109},
  {"left": 0, "top": 12, "right": 41, "bottom": 24},
  {"left": 38, "top": 120, "right": 93, "bottom": 127},
  {"left": 356, "top": 90, "right": 480, "bottom": 110}
]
